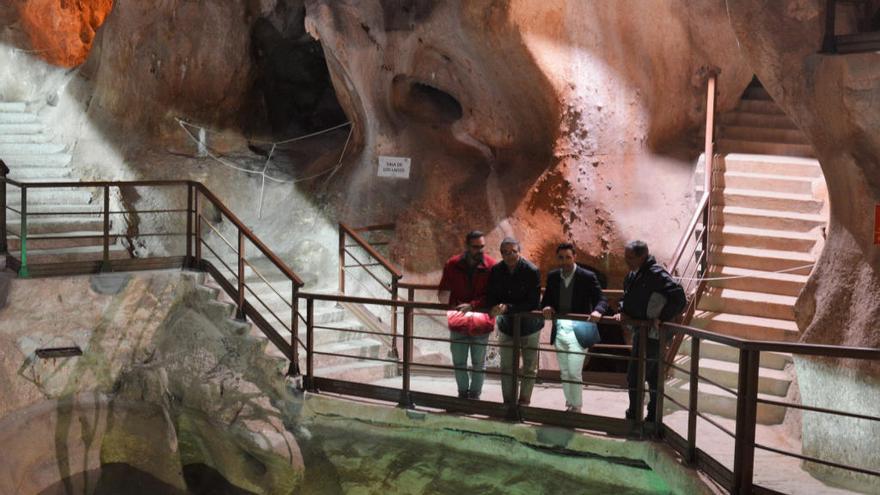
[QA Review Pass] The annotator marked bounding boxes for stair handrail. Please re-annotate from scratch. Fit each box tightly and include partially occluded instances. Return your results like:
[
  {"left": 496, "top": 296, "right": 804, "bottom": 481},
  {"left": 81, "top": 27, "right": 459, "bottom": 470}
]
[{"left": 664, "top": 73, "right": 717, "bottom": 367}]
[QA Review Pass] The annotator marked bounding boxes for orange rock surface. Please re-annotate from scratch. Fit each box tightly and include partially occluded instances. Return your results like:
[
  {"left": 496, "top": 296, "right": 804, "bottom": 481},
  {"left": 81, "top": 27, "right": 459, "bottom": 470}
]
[{"left": 17, "top": 0, "right": 114, "bottom": 67}]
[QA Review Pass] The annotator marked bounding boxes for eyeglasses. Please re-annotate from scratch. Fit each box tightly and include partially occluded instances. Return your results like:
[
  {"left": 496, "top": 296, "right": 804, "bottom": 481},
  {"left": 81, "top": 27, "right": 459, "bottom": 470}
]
[
  {"left": 500, "top": 249, "right": 518, "bottom": 256},
  {"left": 468, "top": 244, "right": 485, "bottom": 249}
]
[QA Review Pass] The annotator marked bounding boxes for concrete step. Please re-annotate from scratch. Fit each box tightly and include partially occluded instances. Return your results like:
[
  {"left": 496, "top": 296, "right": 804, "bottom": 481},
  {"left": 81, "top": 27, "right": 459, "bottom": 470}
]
[
  {"left": 721, "top": 154, "right": 822, "bottom": 177},
  {"left": 672, "top": 356, "right": 791, "bottom": 396},
  {"left": 5, "top": 167, "right": 73, "bottom": 181},
  {"left": 679, "top": 337, "right": 793, "bottom": 370},
  {"left": 719, "top": 125, "right": 809, "bottom": 145},
  {"left": 717, "top": 188, "right": 823, "bottom": 214},
  {"left": 7, "top": 230, "right": 113, "bottom": 250},
  {"left": 6, "top": 215, "right": 104, "bottom": 234},
  {"left": 8, "top": 243, "right": 129, "bottom": 264},
  {"left": 0, "top": 102, "right": 26, "bottom": 112},
  {"left": 258, "top": 319, "right": 373, "bottom": 348},
  {"left": 698, "top": 287, "right": 797, "bottom": 321},
  {"left": 0, "top": 133, "right": 52, "bottom": 144},
  {"left": 713, "top": 225, "right": 817, "bottom": 253},
  {"left": 707, "top": 266, "right": 809, "bottom": 297},
  {"left": 0, "top": 123, "right": 44, "bottom": 134},
  {"left": 666, "top": 379, "right": 787, "bottom": 424},
  {"left": 736, "top": 99, "right": 786, "bottom": 115},
  {"left": 708, "top": 244, "right": 814, "bottom": 275},
  {"left": 714, "top": 206, "right": 825, "bottom": 232},
  {"left": 312, "top": 359, "right": 398, "bottom": 383},
  {"left": 719, "top": 111, "right": 796, "bottom": 130},
  {"left": 717, "top": 139, "right": 814, "bottom": 158},
  {"left": 0, "top": 112, "right": 37, "bottom": 124},
  {"left": 6, "top": 188, "right": 93, "bottom": 205},
  {"left": 716, "top": 171, "right": 815, "bottom": 195},
  {"left": 0, "top": 143, "right": 65, "bottom": 154},
  {"left": 2, "top": 153, "right": 72, "bottom": 167},
  {"left": 311, "top": 338, "right": 385, "bottom": 368}
]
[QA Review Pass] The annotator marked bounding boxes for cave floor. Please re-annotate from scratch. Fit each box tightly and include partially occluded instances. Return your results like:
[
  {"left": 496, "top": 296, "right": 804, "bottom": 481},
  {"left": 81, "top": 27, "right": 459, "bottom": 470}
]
[{"left": 357, "top": 376, "right": 858, "bottom": 495}]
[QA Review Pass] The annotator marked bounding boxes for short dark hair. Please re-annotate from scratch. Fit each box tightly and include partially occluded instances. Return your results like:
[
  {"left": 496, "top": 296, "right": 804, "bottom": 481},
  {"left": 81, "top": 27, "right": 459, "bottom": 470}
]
[
  {"left": 465, "top": 230, "right": 484, "bottom": 243},
  {"left": 556, "top": 242, "right": 575, "bottom": 254},
  {"left": 500, "top": 237, "right": 520, "bottom": 250},
  {"left": 625, "top": 240, "right": 649, "bottom": 257}
]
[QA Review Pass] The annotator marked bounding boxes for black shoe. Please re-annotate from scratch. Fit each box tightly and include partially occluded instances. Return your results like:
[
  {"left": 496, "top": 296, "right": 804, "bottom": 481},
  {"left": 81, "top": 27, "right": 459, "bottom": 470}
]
[
  {"left": 625, "top": 409, "right": 635, "bottom": 420},
  {"left": 468, "top": 391, "right": 481, "bottom": 400},
  {"left": 457, "top": 391, "right": 469, "bottom": 399}
]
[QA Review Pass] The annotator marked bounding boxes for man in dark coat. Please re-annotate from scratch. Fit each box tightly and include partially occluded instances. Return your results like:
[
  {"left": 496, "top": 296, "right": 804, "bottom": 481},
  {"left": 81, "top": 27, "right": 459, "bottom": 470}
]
[
  {"left": 617, "top": 240, "right": 687, "bottom": 422},
  {"left": 487, "top": 237, "right": 542, "bottom": 405},
  {"left": 541, "top": 242, "right": 609, "bottom": 412}
]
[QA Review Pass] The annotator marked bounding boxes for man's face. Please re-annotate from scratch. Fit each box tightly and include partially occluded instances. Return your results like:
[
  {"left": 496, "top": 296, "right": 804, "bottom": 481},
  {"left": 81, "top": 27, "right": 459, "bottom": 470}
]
[
  {"left": 500, "top": 242, "right": 521, "bottom": 268},
  {"left": 624, "top": 248, "right": 646, "bottom": 271},
  {"left": 557, "top": 248, "right": 576, "bottom": 273},
  {"left": 465, "top": 236, "right": 486, "bottom": 262}
]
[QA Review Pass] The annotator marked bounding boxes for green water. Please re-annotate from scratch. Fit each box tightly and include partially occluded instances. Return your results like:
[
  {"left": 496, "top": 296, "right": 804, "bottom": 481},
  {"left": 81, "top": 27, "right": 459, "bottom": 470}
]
[{"left": 294, "top": 422, "right": 674, "bottom": 495}]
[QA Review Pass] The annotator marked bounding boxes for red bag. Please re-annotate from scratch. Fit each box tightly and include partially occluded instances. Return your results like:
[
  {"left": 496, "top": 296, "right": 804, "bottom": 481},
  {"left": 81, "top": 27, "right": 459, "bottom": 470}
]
[{"left": 447, "top": 311, "right": 495, "bottom": 336}]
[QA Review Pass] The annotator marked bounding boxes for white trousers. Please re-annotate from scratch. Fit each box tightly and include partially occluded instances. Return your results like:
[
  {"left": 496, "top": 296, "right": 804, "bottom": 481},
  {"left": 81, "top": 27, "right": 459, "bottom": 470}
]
[{"left": 555, "top": 325, "right": 586, "bottom": 408}]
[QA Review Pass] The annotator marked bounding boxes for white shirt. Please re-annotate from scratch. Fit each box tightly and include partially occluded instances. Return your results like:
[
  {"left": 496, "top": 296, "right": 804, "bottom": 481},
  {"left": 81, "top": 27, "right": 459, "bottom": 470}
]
[{"left": 561, "top": 268, "right": 576, "bottom": 288}]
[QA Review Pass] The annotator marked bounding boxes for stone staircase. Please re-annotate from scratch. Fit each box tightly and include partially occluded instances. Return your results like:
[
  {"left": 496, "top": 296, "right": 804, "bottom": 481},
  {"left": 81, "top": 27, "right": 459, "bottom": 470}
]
[
  {"left": 199, "top": 254, "right": 399, "bottom": 383},
  {"left": 668, "top": 81, "right": 827, "bottom": 424},
  {"left": 1, "top": 101, "right": 127, "bottom": 265}
]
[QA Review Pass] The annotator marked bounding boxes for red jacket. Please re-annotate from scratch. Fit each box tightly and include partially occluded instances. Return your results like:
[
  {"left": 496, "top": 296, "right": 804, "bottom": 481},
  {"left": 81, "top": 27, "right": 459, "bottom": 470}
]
[{"left": 438, "top": 253, "right": 497, "bottom": 309}]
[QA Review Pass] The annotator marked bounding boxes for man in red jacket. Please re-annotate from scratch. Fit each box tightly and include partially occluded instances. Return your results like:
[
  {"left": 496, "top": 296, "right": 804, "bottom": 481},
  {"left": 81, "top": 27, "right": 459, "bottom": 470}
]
[{"left": 438, "top": 230, "right": 497, "bottom": 400}]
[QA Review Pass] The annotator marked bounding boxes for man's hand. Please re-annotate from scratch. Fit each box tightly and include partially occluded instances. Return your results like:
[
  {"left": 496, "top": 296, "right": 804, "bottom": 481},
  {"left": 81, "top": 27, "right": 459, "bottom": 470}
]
[
  {"left": 612, "top": 313, "right": 630, "bottom": 322},
  {"left": 455, "top": 303, "right": 472, "bottom": 314},
  {"left": 542, "top": 306, "right": 555, "bottom": 320},
  {"left": 588, "top": 310, "right": 602, "bottom": 323},
  {"left": 490, "top": 304, "right": 507, "bottom": 318}
]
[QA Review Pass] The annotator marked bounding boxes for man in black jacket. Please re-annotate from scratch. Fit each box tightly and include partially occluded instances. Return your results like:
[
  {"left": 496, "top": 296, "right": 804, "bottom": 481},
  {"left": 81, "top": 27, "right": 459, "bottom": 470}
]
[
  {"left": 541, "top": 243, "right": 608, "bottom": 412},
  {"left": 616, "top": 240, "right": 686, "bottom": 422},
  {"left": 488, "top": 237, "right": 543, "bottom": 405}
]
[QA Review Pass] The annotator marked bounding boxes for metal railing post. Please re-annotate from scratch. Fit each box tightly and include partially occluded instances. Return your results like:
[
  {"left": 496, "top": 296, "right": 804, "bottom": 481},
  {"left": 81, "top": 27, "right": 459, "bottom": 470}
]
[
  {"left": 289, "top": 285, "right": 301, "bottom": 377},
  {"left": 733, "top": 348, "right": 760, "bottom": 494},
  {"left": 306, "top": 298, "right": 315, "bottom": 391},
  {"left": 18, "top": 187, "right": 28, "bottom": 278},
  {"left": 687, "top": 337, "right": 701, "bottom": 464},
  {"left": 236, "top": 229, "right": 246, "bottom": 320},
  {"left": 508, "top": 313, "right": 522, "bottom": 420},
  {"left": 655, "top": 324, "right": 667, "bottom": 437},
  {"left": 399, "top": 305, "right": 414, "bottom": 408},
  {"left": 0, "top": 170, "right": 7, "bottom": 256},
  {"left": 822, "top": 0, "right": 838, "bottom": 53},
  {"left": 703, "top": 74, "right": 716, "bottom": 272},
  {"left": 389, "top": 276, "right": 400, "bottom": 359},
  {"left": 185, "top": 183, "right": 193, "bottom": 267},
  {"left": 338, "top": 224, "right": 345, "bottom": 294},
  {"left": 635, "top": 324, "right": 648, "bottom": 428},
  {"left": 101, "top": 185, "right": 110, "bottom": 271},
  {"left": 193, "top": 186, "right": 202, "bottom": 267}
]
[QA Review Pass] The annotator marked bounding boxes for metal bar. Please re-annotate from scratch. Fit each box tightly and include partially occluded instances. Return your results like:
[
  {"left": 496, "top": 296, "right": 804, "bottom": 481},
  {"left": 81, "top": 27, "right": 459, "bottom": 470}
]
[
  {"left": 289, "top": 285, "right": 300, "bottom": 377},
  {"left": 101, "top": 186, "right": 110, "bottom": 271},
  {"left": 754, "top": 443, "right": 880, "bottom": 478},
  {"left": 509, "top": 313, "right": 522, "bottom": 420},
  {"left": 194, "top": 188, "right": 202, "bottom": 266},
  {"left": 338, "top": 226, "right": 345, "bottom": 294},
  {"left": 399, "top": 305, "right": 414, "bottom": 408},
  {"left": 0, "top": 174, "right": 7, "bottom": 254},
  {"left": 755, "top": 397, "right": 880, "bottom": 422},
  {"left": 306, "top": 298, "right": 315, "bottom": 391},
  {"left": 5, "top": 179, "right": 191, "bottom": 188},
  {"left": 241, "top": 257, "right": 293, "bottom": 310},
  {"left": 199, "top": 239, "right": 238, "bottom": 281},
  {"left": 688, "top": 337, "right": 701, "bottom": 463},
  {"left": 339, "top": 222, "right": 403, "bottom": 278},
  {"left": 390, "top": 277, "right": 400, "bottom": 360},
  {"left": 343, "top": 247, "right": 393, "bottom": 291},
  {"left": 236, "top": 229, "right": 245, "bottom": 320},
  {"left": 655, "top": 326, "right": 667, "bottom": 435},
  {"left": 823, "top": 0, "right": 838, "bottom": 52},
  {"left": 733, "top": 349, "right": 760, "bottom": 494},
  {"left": 186, "top": 183, "right": 193, "bottom": 266},
  {"left": 18, "top": 187, "right": 28, "bottom": 277},
  {"left": 242, "top": 283, "right": 291, "bottom": 333},
  {"left": 199, "top": 213, "right": 238, "bottom": 253},
  {"left": 634, "top": 325, "right": 647, "bottom": 425}
]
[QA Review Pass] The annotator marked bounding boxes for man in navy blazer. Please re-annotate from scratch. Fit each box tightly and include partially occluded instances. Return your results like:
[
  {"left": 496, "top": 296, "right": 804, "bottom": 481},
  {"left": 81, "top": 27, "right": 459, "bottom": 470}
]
[{"left": 541, "top": 243, "right": 608, "bottom": 412}]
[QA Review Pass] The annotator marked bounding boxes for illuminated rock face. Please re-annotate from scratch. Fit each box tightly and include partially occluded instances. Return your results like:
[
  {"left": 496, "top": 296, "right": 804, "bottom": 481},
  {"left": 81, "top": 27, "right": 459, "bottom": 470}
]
[
  {"left": 18, "top": 0, "right": 115, "bottom": 68},
  {"left": 304, "top": 0, "right": 752, "bottom": 277}
]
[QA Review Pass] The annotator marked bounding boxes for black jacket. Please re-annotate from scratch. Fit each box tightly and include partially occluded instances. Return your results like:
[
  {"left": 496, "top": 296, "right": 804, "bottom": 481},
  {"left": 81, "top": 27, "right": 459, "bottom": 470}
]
[
  {"left": 487, "top": 257, "right": 541, "bottom": 316},
  {"left": 620, "top": 256, "right": 687, "bottom": 322},
  {"left": 542, "top": 266, "right": 609, "bottom": 344}
]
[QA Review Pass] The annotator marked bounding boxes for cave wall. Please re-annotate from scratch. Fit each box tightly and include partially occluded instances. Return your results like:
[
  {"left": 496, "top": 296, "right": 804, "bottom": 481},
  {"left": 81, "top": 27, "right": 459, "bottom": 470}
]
[{"left": 305, "top": 0, "right": 752, "bottom": 280}]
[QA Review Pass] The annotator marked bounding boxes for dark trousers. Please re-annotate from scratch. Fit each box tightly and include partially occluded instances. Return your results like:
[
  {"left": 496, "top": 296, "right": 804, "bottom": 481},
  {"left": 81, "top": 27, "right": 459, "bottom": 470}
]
[{"left": 626, "top": 334, "right": 661, "bottom": 419}]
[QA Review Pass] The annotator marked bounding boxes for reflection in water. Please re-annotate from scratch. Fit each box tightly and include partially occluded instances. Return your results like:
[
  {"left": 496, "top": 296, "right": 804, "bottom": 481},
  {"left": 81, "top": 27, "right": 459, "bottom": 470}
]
[{"left": 38, "top": 463, "right": 257, "bottom": 495}]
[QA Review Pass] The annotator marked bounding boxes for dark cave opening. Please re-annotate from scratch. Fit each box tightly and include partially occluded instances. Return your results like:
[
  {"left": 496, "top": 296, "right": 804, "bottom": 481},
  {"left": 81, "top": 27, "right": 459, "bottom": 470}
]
[{"left": 391, "top": 75, "right": 463, "bottom": 125}]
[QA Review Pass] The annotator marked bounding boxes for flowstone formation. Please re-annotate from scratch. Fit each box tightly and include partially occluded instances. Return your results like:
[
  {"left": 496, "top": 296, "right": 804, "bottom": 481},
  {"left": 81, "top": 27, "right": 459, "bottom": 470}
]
[
  {"left": 0, "top": 273, "right": 303, "bottom": 494},
  {"left": 16, "top": 0, "right": 114, "bottom": 68},
  {"left": 304, "top": 0, "right": 753, "bottom": 277}
]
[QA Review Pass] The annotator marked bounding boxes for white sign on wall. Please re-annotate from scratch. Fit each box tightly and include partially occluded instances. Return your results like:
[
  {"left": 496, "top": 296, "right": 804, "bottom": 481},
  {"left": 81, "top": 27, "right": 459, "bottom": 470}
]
[{"left": 377, "top": 156, "right": 411, "bottom": 179}]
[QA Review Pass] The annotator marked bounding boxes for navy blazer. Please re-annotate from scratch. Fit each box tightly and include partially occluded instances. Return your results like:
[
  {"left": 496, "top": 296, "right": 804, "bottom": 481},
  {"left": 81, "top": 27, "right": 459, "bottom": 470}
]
[{"left": 542, "top": 266, "right": 609, "bottom": 344}]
